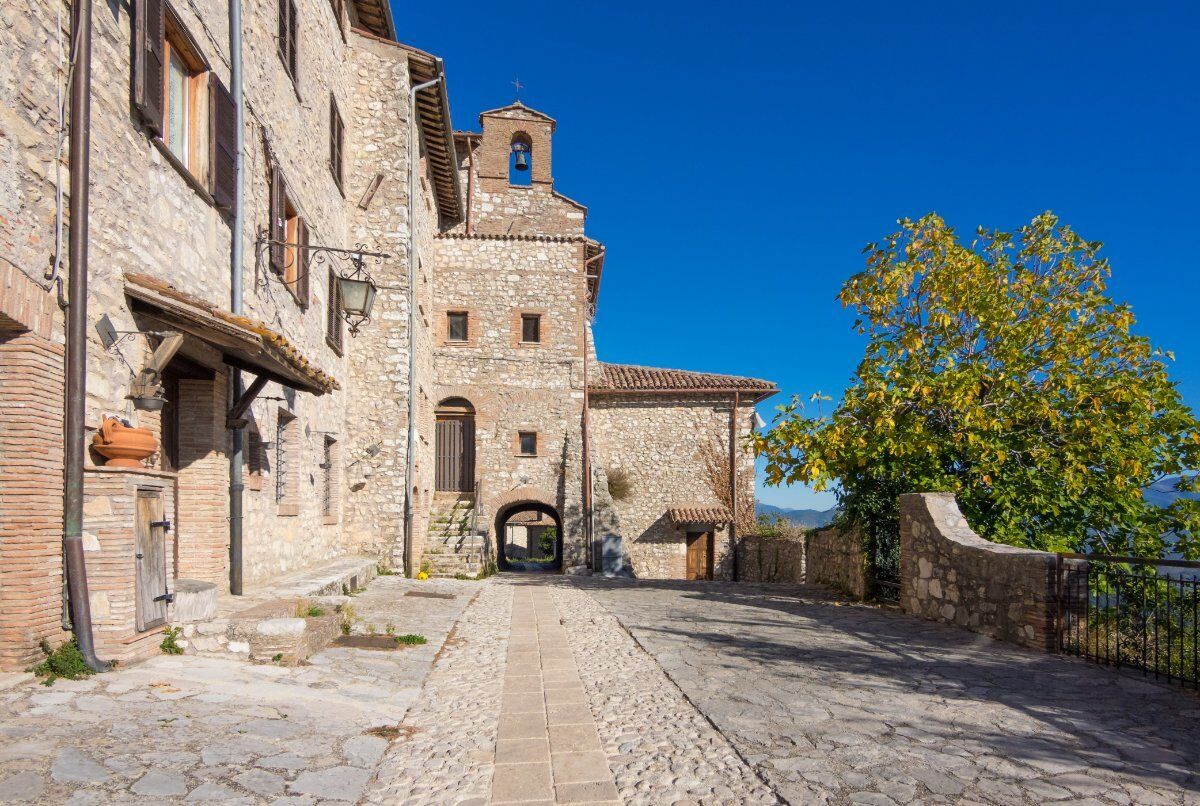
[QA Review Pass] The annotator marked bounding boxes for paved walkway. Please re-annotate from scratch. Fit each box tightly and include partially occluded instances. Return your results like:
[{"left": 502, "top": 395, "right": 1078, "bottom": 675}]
[
  {"left": 368, "top": 576, "right": 773, "bottom": 805},
  {"left": 578, "top": 578, "right": 1200, "bottom": 805},
  {"left": 0, "top": 575, "right": 474, "bottom": 804}
]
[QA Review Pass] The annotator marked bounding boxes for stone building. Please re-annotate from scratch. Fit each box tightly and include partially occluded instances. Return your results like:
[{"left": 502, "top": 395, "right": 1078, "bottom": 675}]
[
  {"left": 0, "top": 0, "right": 772, "bottom": 672},
  {"left": 430, "top": 103, "right": 776, "bottom": 579}
]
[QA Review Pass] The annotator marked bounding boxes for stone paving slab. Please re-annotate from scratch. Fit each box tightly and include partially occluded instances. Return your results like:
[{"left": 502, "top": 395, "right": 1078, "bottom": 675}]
[
  {"left": 576, "top": 578, "right": 1200, "bottom": 805},
  {"left": 0, "top": 575, "right": 474, "bottom": 804}
]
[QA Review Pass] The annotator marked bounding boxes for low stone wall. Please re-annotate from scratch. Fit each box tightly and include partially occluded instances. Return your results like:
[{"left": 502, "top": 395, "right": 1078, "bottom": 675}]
[
  {"left": 737, "top": 535, "right": 805, "bottom": 583},
  {"left": 805, "top": 527, "right": 870, "bottom": 599},
  {"left": 899, "top": 493, "right": 1057, "bottom": 651}
]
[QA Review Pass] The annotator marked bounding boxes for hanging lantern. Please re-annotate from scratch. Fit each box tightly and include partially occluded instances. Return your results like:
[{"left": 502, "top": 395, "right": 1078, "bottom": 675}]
[{"left": 336, "top": 265, "right": 378, "bottom": 336}]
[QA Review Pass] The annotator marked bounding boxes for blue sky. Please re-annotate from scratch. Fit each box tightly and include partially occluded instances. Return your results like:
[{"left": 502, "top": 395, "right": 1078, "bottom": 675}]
[{"left": 395, "top": 2, "right": 1200, "bottom": 509}]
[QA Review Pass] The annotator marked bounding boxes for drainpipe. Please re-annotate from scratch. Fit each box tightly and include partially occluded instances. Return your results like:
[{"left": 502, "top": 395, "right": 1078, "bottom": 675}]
[
  {"left": 227, "top": 0, "right": 246, "bottom": 595},
  {"left": 581, "top": 246, "right": 604, "bottom": 569},
  {"left": 729, "top": 391, "right": 740, "bottom": 581},
  {"left": 63, "top": 0, "right": 107, "bottom": 672},
  {"left": 402, "top": 68, "right": 444, "bottom": 577}
]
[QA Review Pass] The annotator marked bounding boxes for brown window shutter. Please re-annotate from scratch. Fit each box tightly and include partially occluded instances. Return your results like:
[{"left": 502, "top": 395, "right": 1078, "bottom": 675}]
[
  {"left": 329, "top": 96, "right": 343, "bottom": 191},
  {"left": 208, "top": 74, "right": 238, "bottom": 213},
  {"left": 277, "top": 0, "right": 288, "bottom": 68},
  {"left": 287, "top": 0, "right": 299, "bottom": 83},
  {"left": 269, "top": 167, "right": 286, "bottom": 275},
  {"left": 133, "top": 0, "right": 166, "bottom": 136},
  {"left": 326, "top": 266, "right": 343, "bottom": 354},
  {"left": 297, "top": 220, "right": 311, "bottom": 309}
]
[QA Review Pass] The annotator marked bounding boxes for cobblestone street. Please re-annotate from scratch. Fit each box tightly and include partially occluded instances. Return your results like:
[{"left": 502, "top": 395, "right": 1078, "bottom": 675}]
[
  {"left": 578, "top": 579, "right": 1200, "bottom": 805},
  {"left": 2, "top": 574, "right": 1199, "bottom": 804}
]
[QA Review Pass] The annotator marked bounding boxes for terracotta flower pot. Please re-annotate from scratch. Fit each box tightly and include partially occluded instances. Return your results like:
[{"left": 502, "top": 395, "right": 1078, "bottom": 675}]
[{"left": 92, "top": 417, "right": 157, "bottom": 468}]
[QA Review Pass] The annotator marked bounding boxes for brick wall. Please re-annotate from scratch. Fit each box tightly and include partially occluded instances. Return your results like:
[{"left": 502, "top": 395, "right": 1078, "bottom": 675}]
[
  {"left": 0, "top": 324, "right": 65, "bottom": 669},
  {"left": 175, "top": 376, "right": 228, "bottom": 585}
]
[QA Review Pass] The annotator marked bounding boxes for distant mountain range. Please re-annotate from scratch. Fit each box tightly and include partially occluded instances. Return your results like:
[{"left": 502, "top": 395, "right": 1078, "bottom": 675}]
[
  {"left": 754, "top": 474, "right": 1195, "bottom": 533},
  {"left": 1143, "top": 474, "right": 1198, "bottom": 509},
  {"left": 755, "top": 501, "right": 837, "bottom": 529}
]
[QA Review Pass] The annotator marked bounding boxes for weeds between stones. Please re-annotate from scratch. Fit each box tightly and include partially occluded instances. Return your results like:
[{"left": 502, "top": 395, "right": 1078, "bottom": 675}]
[
  {"left": 31, "top": 639, "right": 94, "bottom": 685},
  {"left": 160, "top": 626, "right": 185, "bottom": 655}
]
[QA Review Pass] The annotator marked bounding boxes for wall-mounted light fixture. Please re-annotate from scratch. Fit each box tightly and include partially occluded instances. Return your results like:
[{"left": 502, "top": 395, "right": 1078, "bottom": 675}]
[{"left": 96, "top": 315, "right": 184, "bottom": 411}]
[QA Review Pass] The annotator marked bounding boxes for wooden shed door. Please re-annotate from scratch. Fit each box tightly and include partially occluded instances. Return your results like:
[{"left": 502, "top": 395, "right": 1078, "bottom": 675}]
[
  {"left": 435, "top": 415, "right": 475, "bottom": 492},
  {"left": 135, "top": 490, "right": 168, "bottom": 631},
  {"left": 685, "top": 531, "right": 713, "bottom": 581}
]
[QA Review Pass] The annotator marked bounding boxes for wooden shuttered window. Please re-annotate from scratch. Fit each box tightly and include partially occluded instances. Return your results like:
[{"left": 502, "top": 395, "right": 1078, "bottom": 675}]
[
  {"left": 329, "top": 95, "right": 344, "bottom": 192},
  {"left": 268, "top": 164, "right": 286, "bottom": 276},
  {"left": 133, "top": 0, "right": 166, "bottom": 137},
  {"left": 278, "top": 0, "right": 298, "bottom": 84},
  {"left": 326, "top": 266, "right": 344, "bottom": 355},
  {"left": 208, "top": 74, "right": 238, "bottom": 213},
  {"left": 296, "top": 219, "right": 311, "bottom": 310}
]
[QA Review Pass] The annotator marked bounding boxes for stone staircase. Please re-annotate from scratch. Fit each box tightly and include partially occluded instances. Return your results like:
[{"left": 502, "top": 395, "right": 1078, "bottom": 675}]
[{"left": 425, "top": 493, "right": 490, "bottom": 578}]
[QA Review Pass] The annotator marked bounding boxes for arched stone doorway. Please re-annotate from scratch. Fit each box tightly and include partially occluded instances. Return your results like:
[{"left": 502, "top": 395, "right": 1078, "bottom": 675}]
[
  {"left": 435, "top": 397, "right": 475, "bottom": 492},
  {"left": 495, "top": 502, "right": 563, "bottom": 573}
]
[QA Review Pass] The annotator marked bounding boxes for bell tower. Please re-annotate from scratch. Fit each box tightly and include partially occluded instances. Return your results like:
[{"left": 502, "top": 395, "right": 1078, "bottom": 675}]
[{"left": 476, "top": 102, "right": 557, "bottom": 191}]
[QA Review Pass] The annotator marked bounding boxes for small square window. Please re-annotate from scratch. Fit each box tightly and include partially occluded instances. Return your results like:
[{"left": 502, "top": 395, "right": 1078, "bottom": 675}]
[
  {"left": 447, "top": 311, "right": 468, "bottom": 342},
  {"left": 518, "top": 432, "right": 537, "bottom": 456},
  {"left": 520, "top": 314, "right": 541, "bottom": 344}
]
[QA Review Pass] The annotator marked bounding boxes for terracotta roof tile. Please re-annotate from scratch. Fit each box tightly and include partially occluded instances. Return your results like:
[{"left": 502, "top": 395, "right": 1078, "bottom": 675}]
[
  {"left": 668, "top": 504, "right": 732, "bottom": 526},
  {"left": 589, "top": 363, "right": 777, "bottom": 401},
  {"left": 124, "top": 273, "right": 340, "bottom": 394}
]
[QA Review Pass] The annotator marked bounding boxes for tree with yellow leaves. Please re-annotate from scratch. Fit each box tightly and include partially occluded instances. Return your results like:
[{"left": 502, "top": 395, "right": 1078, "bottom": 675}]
[{"left": 755, "top": 213, "right": 1200, "bottom": 558}]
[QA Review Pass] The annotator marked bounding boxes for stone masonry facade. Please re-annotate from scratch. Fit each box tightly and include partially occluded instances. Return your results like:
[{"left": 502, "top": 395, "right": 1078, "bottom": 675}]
[{"left": 0, "top": 3, "right": 773, "bottom": 668}]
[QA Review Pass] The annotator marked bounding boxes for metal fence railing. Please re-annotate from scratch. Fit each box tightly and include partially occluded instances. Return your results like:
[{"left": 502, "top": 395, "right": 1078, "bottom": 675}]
[{"left": 1056, "top": 553, "right": 1200, "bottom": 690}]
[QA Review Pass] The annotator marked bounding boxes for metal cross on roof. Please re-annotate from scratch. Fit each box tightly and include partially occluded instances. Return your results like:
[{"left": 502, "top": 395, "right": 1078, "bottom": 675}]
[{"left": 512, "top": 76, "right": 523, "bottom": 100}]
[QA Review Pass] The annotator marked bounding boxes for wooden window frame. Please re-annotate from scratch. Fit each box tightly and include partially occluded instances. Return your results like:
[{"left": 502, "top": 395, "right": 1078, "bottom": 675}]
[
  {"left": 516, "top": 431, "right": 538, "bottom": 458},
  {"left": 269, "top": 165, "right": 310, "bottom": 311},
  {"left": 446, "top": 311, "right": 469, "bottom": 344},
  {"left": 247, "top": 429, "right": 265, "bottom": 491},
  {"left": 519, "top": 312, "right": 542, "bottom": 345},
  {"left": 161, "top": 10, "right": 209, "bottom": 180}
]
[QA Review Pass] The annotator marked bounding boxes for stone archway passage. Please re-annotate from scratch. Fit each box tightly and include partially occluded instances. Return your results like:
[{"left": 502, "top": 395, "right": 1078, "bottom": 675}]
[
  {"left": 435, "top": 397, "right": 475, "bottom": 492},
  {"left": 496, "top": 502, "right": 563, "bottom": 573}
]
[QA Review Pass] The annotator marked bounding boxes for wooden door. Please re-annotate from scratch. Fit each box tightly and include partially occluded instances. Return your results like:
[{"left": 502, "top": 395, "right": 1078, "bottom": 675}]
[
  {"left": 686, "top": 531, "right": 713, "bottom": 581},
  {"left": 135, "top": 490, "right": 168, "bottom": 631},
  {"left": 435, "top": 415, "right": 475, "bottom": 492}
]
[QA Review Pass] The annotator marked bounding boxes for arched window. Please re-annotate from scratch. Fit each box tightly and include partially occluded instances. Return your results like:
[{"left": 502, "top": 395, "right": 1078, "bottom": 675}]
[{"left": 509, "top": 133, "right": 532, "bottom": 186}]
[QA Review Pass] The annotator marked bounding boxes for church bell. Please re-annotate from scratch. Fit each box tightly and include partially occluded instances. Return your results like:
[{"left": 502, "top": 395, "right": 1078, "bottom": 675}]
[{"left": 513, "top": 150, "right": 529, "bottom": 171}]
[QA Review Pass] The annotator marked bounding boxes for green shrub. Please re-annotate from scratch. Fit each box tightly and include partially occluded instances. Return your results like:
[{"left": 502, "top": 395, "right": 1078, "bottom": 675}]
[
  {"left": 31, "top": 639, "right": 94, "bottom": 686},
  {"left": 394, "top": 634, "right": 426, "bottom": 646},
  {"left": 160, "top": 626, "right": 184, "bottom": 655}
]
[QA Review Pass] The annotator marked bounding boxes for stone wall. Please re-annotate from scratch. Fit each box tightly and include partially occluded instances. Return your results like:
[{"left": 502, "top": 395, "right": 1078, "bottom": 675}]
[
  {"left": 341, "top": 33, "right": 442, "bottom": 571},
  {"left": 899, "top": 492, "right": 1059, "bottom": 651},
  {"left": 737, "top": 535, "right": 805, "bottom": 584},
  {"left": 806, "top": 526, "right": 871, "bottom": 599},
  {"left": 432, "top": 233, "right": 588, "bottom": 566},
  {"left": 588, "top": 394, "right": 756, "bottom": 580}
]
